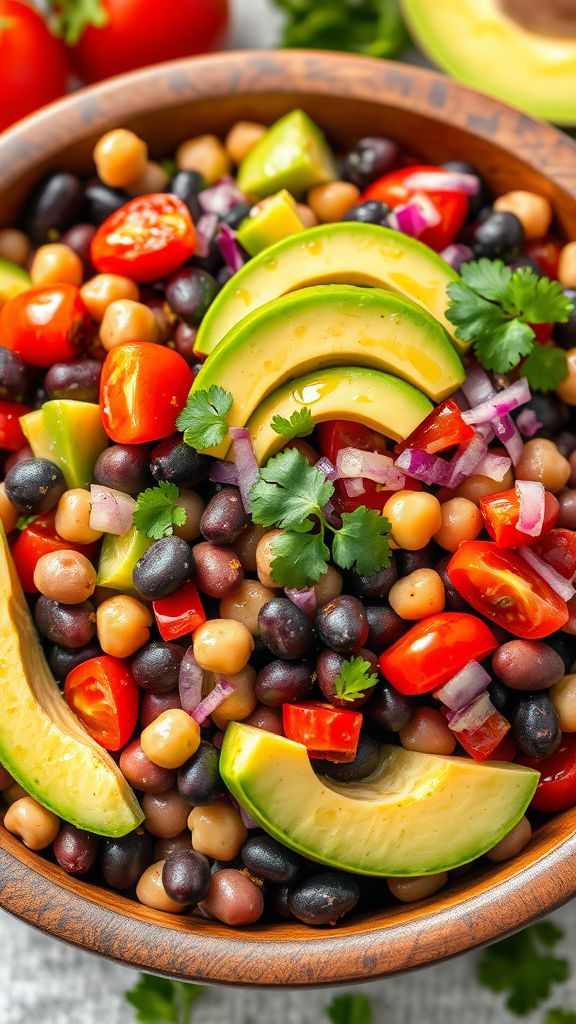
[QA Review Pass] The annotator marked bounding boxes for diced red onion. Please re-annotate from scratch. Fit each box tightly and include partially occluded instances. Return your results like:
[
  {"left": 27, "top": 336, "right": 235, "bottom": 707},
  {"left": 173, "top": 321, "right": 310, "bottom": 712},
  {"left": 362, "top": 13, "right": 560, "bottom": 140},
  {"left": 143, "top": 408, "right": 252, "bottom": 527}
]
[
  {"left": 192, "top": 678, "right": 235, "bottom": 725},
  {"left": 473, "top": 452, "right": 512, "bottom": 482},
  {"left": 209, "top": 460, "right": 239, "bottom": 485},
  {"left": 518, "top": 546, "right": 576, "bottom": 601},
  {"left": 492, "top": 413, "right": 524, "bottom": 465},
  {"left": 461, "top": 360, "right": 495, "bottom": 406},
  {"left": 447, "top": 433, "right": 488, "bottom": 488},
  {"left": 447, "top": 692, "right": 495, "bottom": 735},
  {"left": 462, "top": 378, "right": 531, "bottom": 425},
  {"left": 195, "top": 213, "right": 219, "bottom": 258},
  {"left": 178, "top": 648, "right": 205, "bottom": 714},
  {"left": 198, "top": 177, "right": 247, "bottom": 216},
  {"left": 343, "top": 477, "right": 366, "bottom": 497},
  {"left": 229, "top": 427, "right": 260, "bottom": 513},
  {"left": 285, "top": 587, "right": 317, "bottom": 615},
  {"left": 394, "top": 447, "right": 453, "bottom": 487},
  {"left": 434, "top": 660, "right": 491, "bottom": 711},
  {"left": 517, "top": 408, "right": 543, "bottom": 438},
  {"left": 315, "top": 456, "right": 338, "bottom": 482},
  {"left": 440, "top": 243, "right": 475, "bottom": 272},
  {"left": 516, "top": 480, "right": 546, "bottom": 538},
  {"left": 218, "top": 223, "right": 247, "bottom": 273},
  {"left": 336, "top": 447, "right": 406, "bottom": 489},
  {"left": 89, "top": 485, "right": 135, "bottom": 536},
  {"left": 388, "top": 202, "right": 428, "bottom": 239},
  {"left": 404, "top": 171, "right": 481, "bottom": 195}
]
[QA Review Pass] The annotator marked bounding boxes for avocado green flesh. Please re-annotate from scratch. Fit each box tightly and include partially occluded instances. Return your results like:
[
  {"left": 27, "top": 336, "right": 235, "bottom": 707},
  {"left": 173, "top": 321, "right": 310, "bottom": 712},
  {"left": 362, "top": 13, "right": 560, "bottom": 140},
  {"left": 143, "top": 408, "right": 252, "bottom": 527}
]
[
  {"left": 237, "top": 190, "right": 307, "bottom": 257},
  {"left": 400, "top": 0, "right": 576, "bottom": 125},
  {"left": 195, "top": 222, "right": 461, "bottom": 357},
  {"left": 97, "top": 527, "right": 153, "bottom": 595},
  {"left": 246, "top": 367, "right": 433, "bottom": 464},
  {"left": 193, "top": 284, "right": 464, "bottom": 459},
  {"left": 220, "top": 724, "right": 539, "bottom": 876},
  {"left": 0, "top": 525, "right": 143, "bottom": 836},
  {"left": 21, "top": 400, "right": 109, "bottom": 489},
  {"left": 237, "top": 109, "right": 337, "bottom": 199},
  {"left": 0, "top": 258, "right": 30, "bottom": 305}
]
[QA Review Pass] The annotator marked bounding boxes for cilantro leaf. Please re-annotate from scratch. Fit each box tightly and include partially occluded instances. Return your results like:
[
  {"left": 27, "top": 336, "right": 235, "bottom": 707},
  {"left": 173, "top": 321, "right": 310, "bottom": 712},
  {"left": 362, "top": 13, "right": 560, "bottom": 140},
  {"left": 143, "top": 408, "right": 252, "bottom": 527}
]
[
  {"left": 460, "top": 257, "right": 513, "bottom": 302},
  {"left": 176, "top": 386, "right": 232, "bottom": 452},
  {"left": 507, "top": 269, "right": 574, "bottom": 324},
  {"left": 133, "top": 482, "right": 187, "bottom": 540},
  {"left": 334, "top": 656, "right": 378, "bottom": 702},
  {"left": 332, "top": 507, "right": 392, "bottom": 575},
  {"left": 447, "top": 280, "right": 534, "bottom": 371},
  {"left": 474, "top": 318, "right": 536, "bottom": 374},
  {"left": 249, "top": 448, "right": 334, "bottom": 531},
  {"left": 545, "top": 1010, "right": 576, "bottom": 1024},
  {"left": 522, "top": 344, "right": 568, "bottom": 392},
  {"left": 269, "top": 529, "right": 330, "bottom": 588},
  {"left": 477, "top": 922, "right": 569, "bottom": 1015},
  {"left": 125, "top": 974, "right": 205, "bottom": 1024},
  {"left": 271, "top": 407, "right": 314, "bottom": 441},
  {"left": 326, "top": 993, "right": 374, "bottom": 1024}
]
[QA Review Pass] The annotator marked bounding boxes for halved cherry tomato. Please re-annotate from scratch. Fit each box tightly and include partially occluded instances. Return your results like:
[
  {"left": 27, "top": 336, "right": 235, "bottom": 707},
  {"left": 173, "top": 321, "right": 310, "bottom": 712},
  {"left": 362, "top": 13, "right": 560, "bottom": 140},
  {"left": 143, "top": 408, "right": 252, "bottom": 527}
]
[
  {"left": 480, "top": 488, "right": 559, "bottom": 548},
  {"left": 518, "top": 735, "right": 576, "bottom": 812},
  {"left": 64, "top": 655, "right": 139, "bottom": 751},
  {"left": 452, "top": 708, "right": 511, "bottom": 762},
  {"left": 0, "top": 285, "right": 91, "bottom": 367},
  {"left": 11, "top": 513, "right": 97, "bottom": 593},
  {"left": 447, "top": 540, "right": 569, "bottom": 639},
  {"left": 0, "top": 400, "right": 31, "bottom": 451},
  {"left": 395, "top": 399, "right": 475, "bottom": 457},
  {"left": 153, "top": 580, "right": 206, "bottom": 641},
  {"left": 524, "top": 236, "right": 562, "bottom": 280},
  {"left": 379, "top": 612, "right": 498, "bottom": 695},
  {"left": 531, "top": 323, "right": 553, "bottom": 345},
  {"left": 282, "top": 701, "right": 362, "bottom": 763},
  {"left": 91, "top": 194, "right": 197, "bottom": 283},
  {"left": 533, "top": 529, "right": 576, "bottom": 580},
  {"left": 362, "top": 164, "right": 469, "bottom": 251},
  {"left": 100, "top": 342, "right": 193, "bottom": 444}
]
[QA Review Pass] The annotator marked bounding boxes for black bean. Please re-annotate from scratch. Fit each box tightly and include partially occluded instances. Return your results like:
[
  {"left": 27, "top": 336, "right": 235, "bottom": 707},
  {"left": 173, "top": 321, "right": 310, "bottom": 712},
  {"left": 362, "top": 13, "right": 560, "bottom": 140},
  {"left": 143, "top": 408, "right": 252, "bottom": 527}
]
[
  {"left": 133, "top": 536, "right": 194, "bottom": 600},
  {"left": 0, "top": 348, "right": 29, "bottom": 402},
  {"left": 315, "top": 596, "right": 368, "bottom": 653},
  {"left": 472, "top": 211, "right": 525, "bottom": 260},
  {"left": 489, "top": 680, "right": 516, "bottom": 718},
  {"left": 177, "top": 742, "right": 224, "bottom": 806},
  {"left": 35, "top": 597, "right": 96, "bottom": 648},
  {"left": 317, "top": 733, "right": 380, "bottom": 782},
  {"left": 53, "top": 824, "right": 98, "bottom": 876},
  {"left": 513, "top": 694, "right": 561, "bottom": 759},
  {"left": 546, "top": 632, "right": 576, "bottom": 673},
  {"left": 367, "top": 684, "right": 413, "bottom": 733},
  {"left": 4, "top": 458, "right": 66, "bottom": 515},
  {"left": 364, "top": 605, "right": 407, "bottom": 652},
  {"left": 94, "top": 443, "right": 152, "bottom": 494},
  {"left": 60, "top": 223, "right": 96, "bottom": 277},
  {"left": 288, "top": 871, "right": 360, "bottom": 926},
  {"left": 169, "top": 171, "right": 205, "bottom": 220},
  {"left": 254, "top": 660, "right": 314, "bottom": 707},
  {"left": 84, "top": 179, "right": 130, "bottom": 225},
  {"left": 150, "top": 434, "right": 210, "bottom": 487},
  {"left": 344, "top": 137, "right": 400, "bottom": 189},
  {"left": 165, "top": 267, "right": 218, "bottom": 325},
  {"left": 241, "top": 835, "right": 303, "bottom": 884},
  {"left": 101, "top": 829, "right": 153, "bottom": 890},
  {"left": 162, "top": 849, "right": 211, "bottom": 904},
  {"left": 131, "top": 642, "right": 185, "bottom": 693},
  {"left": 49, "top": 641, "right": 102, "bottom": 681},
  {"left": 26, "top": 172, "right": 84, "bottom": 242},
  {"left": 258, "top": 598, "right": 313, "bottom": 660},
  {"left": 347, "top": 561, "right": 397, "bottom": 600},
  {"left": 492, "top": 640, "right": 565, "bottom": 692},
  {"left": 173, "top": 321, "right": 198, "bottom": 365},
  {"left": 200, "top": 487, "right": 248, "bottom": 544},
  {"left": 44, "top": 360, "right": 101, "bottom": 402},
  {"left": 193, "top": 541, "right": 244, "bottom": 598}
]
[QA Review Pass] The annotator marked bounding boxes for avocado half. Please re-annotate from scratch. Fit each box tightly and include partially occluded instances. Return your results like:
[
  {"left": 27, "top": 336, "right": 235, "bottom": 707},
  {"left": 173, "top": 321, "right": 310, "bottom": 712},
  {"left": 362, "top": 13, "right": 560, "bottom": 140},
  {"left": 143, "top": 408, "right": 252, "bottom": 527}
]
[{"left": 400, "top": 0, "right": 576, "bottom": 124}]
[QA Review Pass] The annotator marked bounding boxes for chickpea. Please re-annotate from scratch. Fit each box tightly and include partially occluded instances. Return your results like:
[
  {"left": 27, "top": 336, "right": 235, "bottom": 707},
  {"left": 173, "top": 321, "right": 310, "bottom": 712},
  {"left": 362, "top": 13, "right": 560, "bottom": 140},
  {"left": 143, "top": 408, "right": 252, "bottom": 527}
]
[
  {"left": 211, "top": 665, "right": 257, "bottom": 729},
  {"left": 255, "top": 529, "right": 284, "bottom": 586},
  {"left": 176, "top": 135, "right": 230, "bottom": 184},
  {"left": 188, "top": 797, "right": 246, "bottom": 860},
  {"left": 516, "top": 438, "right": 571, "bottom": 492},
  {"left": 307, "top": 182, "right": 361, "bottom": 223},
  {"left": 557, "top": 348, "right": 576, "bottom": 406},
  {"left": 433, "top": 497, "right": 483, "bottom": 552},
  {"left": 172, "top": 489, "right": 204, "bottom": 542},
  {"left": 93, "top": 128, "right": 148, "bottom": 189},
  {"left": 4, "top": 796, "right": 60, "bottom": 850},
  {"left": 399, "top": 707, "right": 456, "bottom": 755},
  {"left": 225, "top": 121, "right": 266, "bottom": 164},
  {"left": 219, "top": 580, "right": 275, "bottom": 636},
  {"left": 96, "top": 595, "right": 152, "bottom": 658},
  {"left": 100, "top": 299, "right": 158, "bottom": 351},
  {"left": 389, "top": 568, "right": 445, "bottom": 620},
  {"left": 387, "top": 872, "right": 448, "bottom": 903},
  {"left": 559, "top": 241, "right": 576, "bottom": 289},
  {"left": 193, "top": 619, "right": 254, "bottom": 675},
  {"left": 234, "top": 522, "right": 268, "bottom": 572},
  {"left": 296, "top": 203, "right": 318, "bottom": 228},
  {"left": 0, "top": 228, "right": 31, "bottom": 267},
  {"left": 80, "top": 274, "right": 140, "bottom": 322},
  {"left": 136, "top": 859, "right": 186, "bottom": 913},
  {"left": 0, "top": 482, "right": 18, "bottom": 534},
  {"left": 126, "top": 161, "right": 169, "bottom": 196},
  {"left": 383, "top": 491, "right": 442, "bottom": 550},
  {"left": 314, "top": 564, "right": 343, "bottom": 608},
  {"left": 493, "top": 191, "right": 552, "bottom": 240},
  {"left": 33, "top": 549, "right": 96, "bottom": 604},
  {"left": 141, "top": 708, "right": 201, "bottom": 770},
  {"left": 486, "top": 816, "right": 532, "bottom": 863},
  {"left": 142, "top": 790, "right": 191, "bottom": 839},
  {"left": 451, "top": 465, "right": 515, "bottom": 505},
  {"left": 550, "top": 674, "right": 576, "bottom": 731},
  {"left": 55, "top": 488, "right": 102, "bottom": 544},
  {"left": 30, "top": 243, "right": 83, "bottom": 288}
]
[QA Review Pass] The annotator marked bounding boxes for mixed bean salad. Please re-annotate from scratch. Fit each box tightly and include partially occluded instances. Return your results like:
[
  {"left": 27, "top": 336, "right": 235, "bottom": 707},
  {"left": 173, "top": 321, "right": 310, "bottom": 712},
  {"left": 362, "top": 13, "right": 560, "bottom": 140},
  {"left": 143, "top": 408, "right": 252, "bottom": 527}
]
[{"left": 2, "top": 113, "right": 576, "bottom": 930}]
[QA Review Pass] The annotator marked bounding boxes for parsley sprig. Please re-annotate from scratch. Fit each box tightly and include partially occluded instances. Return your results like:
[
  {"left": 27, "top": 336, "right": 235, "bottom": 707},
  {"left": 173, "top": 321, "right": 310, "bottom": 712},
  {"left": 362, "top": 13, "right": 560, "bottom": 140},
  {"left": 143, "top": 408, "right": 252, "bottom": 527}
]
[
  {"left": 249, "top": 448, "right": 392, "bottom": 588},
  {"left": 125, "top": 974, "right": 205, "bottom": 1023},
  {"left": 447, "top": 260, "right": 573, "bottom": 392},
  {"left": 271, "top": 406, "right": 314, "bottom": 441},
  {"left": 478, "top": 921, "right": 569, "bottom": 1016},
  {"left": 334, "top": 656, "right": 378, "bottom": 702},
  {"left": 176, "top": 386, "right": 232, "bottom": 451},
  {"left": 133, "top": 482, "right": 187, "bottom": 540}
]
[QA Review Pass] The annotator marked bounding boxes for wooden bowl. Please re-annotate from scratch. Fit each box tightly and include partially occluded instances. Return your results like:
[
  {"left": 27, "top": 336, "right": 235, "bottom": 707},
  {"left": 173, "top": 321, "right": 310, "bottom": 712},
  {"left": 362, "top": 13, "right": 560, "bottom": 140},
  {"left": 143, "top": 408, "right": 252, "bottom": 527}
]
[{"left": 1, "top": 50, "right": 576, "bottom": 987}]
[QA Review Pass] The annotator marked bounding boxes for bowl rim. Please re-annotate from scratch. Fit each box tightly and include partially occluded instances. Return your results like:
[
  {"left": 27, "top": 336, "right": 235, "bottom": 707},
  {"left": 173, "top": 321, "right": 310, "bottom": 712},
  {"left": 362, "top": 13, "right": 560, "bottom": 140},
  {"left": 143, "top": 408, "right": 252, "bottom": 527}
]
[{"left": 1, "top": 48, "right": 576, "bottom": 986}]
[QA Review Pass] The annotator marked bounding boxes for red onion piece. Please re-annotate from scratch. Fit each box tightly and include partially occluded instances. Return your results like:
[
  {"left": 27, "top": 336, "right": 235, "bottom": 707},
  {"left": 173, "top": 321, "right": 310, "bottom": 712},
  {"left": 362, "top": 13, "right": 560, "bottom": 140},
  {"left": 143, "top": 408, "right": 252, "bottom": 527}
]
[
  {"left": 336, "top": 447, "right": 406, "bottom": 489},
  {"left": 447, "top": 692, "right": 495, "bottom": 735},
  {"left": 285, "top": 587, "right": 317, "bottom": 615},
  {"left": 218, "top": 223, "right": 247, "bottom": 273},
  {"left": 178, "top": 648, "right": 205, "bottom": 714},
  {"left": 209, "top": 460, "right": 239, "bottom": 485},
  {"left": 394, "top": 448, "right": 452, "bottom": 487},
  {"left": 434, "top": 661, "right": 491, "bottom": 711},
  {"left": 198, "top": 177, "right": 247, "bottom": 216},
  {"left": 89, "top": 485, "right": 135, "bottom": 536},
  {"left": 343, "top": 477, "right": 366, "bottom": 497},
  {"left": 517, "top": 408, "right": 543, "bottom": 438},
  {"left": 389, "top": 193, "right": 441, "bottom": 238},
  {"left": 192, "top": 678, "right": 235, "bottom": 725},
  {"left": 229, "top": 427, "right": 260, "bottom": 513},
  {"left": 492, "top": 413, "right": 524, "bottom": 465},
  {"left": 462, "top": 378, "right": 531, "bottom": 425},
  {"left": 518, "top": 546, "right": 576, "bottom": 602},
  {"left": 194, "top": 213, "right": 219, "bottom": 258},
  {"left": 473, "top": 452, "right": 512, "bottom": 482},
  {"left": 315, "top": 456, "right": 338, "bottom": 482},
  {"left": 404, "top": 171, "right": 481, "bottom": 195},
  {"left": 461, "top": 360, "right": 495, "bottom": 406},
  {"left": 440, "top": 243, "right": 475, "bottom": 272},
  {"left": 447, "top": 433, "right": 488, "bottom": 488},
  {"left": 516, "top": 480, "right": 546, "bottom": 538}
]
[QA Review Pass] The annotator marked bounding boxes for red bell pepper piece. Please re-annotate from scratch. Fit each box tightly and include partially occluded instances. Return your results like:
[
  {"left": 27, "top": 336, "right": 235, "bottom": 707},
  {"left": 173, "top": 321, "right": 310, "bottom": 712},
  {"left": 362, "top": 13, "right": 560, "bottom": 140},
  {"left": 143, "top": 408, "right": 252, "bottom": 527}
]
[
  {"left": 451, "top": 708, "right": 511, "bottom": 762},
  {"left": 395, "top": 399, "right": 475, "bottom": 457},
  {"left": 533, "top": 528, "right": 576, "bottom": 580},
  {"left": 153, "top": 580, "right": 206, "bottom": 641},
  {"left": 0, "top": 400, "right": 32, "bottom": 451},
  {"left": 11, "top": 513, "right": 97, "bottom": 593},
  {"left": 64, "top": 655, "right": 139, "bottom": 751},
  {"left": 362, "top": 164, "right": 469, "bottom": 251},
  {"left": 282, "top": 701, "right": 362, "bottom": 763},
  {"left": 0, "top": 284, "right": 92, "bottom": 367},
  {"left": 100, "top": 342, "right": 193, "bottom": 444},
  {"left": 480, "top": 487, "right": 559, "bottom": 548},
  {"left": 518, "top": 736, "right": 576, "bottom": 812}
]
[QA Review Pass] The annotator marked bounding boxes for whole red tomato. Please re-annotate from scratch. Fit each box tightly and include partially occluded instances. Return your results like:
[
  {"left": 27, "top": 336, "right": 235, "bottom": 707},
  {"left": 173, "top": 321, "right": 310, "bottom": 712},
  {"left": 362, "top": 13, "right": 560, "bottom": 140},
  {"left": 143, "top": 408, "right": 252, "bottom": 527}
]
[
  {"left": 71, "top": 0, "right": 229, "bottom": 83},
  {"left": 0, "top": 1, "right": 70, "bottom": 133}
]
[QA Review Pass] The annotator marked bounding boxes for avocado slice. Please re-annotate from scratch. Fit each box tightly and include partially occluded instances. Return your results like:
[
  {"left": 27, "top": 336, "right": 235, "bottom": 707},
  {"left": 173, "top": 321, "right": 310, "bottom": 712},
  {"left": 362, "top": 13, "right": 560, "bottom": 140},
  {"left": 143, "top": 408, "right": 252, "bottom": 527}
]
[
  {"left": 220, "top": 723, "right": 539, "bottom": 876},
  {"left": 0, "top": 524, "right": 143, "bottom": 836},
  {"left": 237, "top": 190, "right": 307, "bottom": 257},
  {"left": 21, "top": 400, "right": 109, "bottom": 489},
  {"left": 246, "top": 366, "right": 433, "bottom": 464},
  {"left": 400, "top": 0, "right": 576, "bottom": 125},
  {"left": 193, "top": 284, "right": 464, "bottom": 459},
  {"left": 0, "top": 258, "right": 30, "bottom": 307},
  {"left": 237, "top": 110, "right": 338, "bottom": 199},
  {"left": 195, "top": 222, "right": 460, "bottom": 358},
  {"left": 97, "top": 527, "right": 153, "bottom": 595}
]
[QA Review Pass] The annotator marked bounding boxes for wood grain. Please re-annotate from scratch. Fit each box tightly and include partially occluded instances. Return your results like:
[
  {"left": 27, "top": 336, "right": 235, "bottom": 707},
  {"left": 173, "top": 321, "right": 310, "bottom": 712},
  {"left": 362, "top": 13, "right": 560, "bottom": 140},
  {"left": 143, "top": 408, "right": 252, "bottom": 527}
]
[{"left": 1, "top": 50, "right": 576, "bottom": 986}]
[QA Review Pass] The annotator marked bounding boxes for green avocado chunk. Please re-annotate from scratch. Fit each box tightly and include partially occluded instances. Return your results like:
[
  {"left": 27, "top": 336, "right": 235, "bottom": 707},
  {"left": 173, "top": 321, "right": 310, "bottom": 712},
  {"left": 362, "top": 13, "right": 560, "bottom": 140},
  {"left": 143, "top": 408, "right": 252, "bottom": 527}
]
[
  {"left": 237, "top": 109, "right": 337, "bottom": 199},
  {"left": 194, "top": 222, "right": 461, "bottom": 358},
  {"left": 20, "top": 400, "right": 108, "bottom": 489},
  {"left": 0, "top": 258, "right": 30, "bottom": 307},
  {"left": 192, "top": 284, "right": 464, "bottom": 459},
  {"left": 97, "top": 527, "right": 153, "bottom": 595},
  {"left": 236, "top": 190, "right": 307, "bottom": 257},
  {"left": 0, "top": 523, "right": 143, "bottom": 836},
  {"left": 220, "top": 723, "right": 539, "bottom": 876},
  {"left": 246, "top": 366, "right": 433, "bottom": 464}
]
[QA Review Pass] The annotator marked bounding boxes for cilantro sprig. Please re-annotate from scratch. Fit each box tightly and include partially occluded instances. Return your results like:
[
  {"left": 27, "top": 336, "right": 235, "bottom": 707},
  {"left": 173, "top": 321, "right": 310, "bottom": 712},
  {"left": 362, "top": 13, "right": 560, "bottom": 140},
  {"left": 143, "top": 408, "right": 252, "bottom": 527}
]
[
  {"left": 334, "top": 656, "right": 378, "bottom": 702},
  {"left": 271, "top": 406, "right": 314, "bottom": 442},
  {"left": 125, "top": 974, "right": 205, "bottom": 1023},
  {"left": 478, "top": 921, "right": 569, "bottom": 1016},
  {"left": 447, "top": 260, "right": 573, "bottom": 392},
  {"left": 133, "top": 482, "right": 187, "bottom": 540},
  {"left": 176, "top": 386, "right": 232, "bottom": 451},
  {"left": 249, "top": 448, "right": 392, "bottom": 588}
]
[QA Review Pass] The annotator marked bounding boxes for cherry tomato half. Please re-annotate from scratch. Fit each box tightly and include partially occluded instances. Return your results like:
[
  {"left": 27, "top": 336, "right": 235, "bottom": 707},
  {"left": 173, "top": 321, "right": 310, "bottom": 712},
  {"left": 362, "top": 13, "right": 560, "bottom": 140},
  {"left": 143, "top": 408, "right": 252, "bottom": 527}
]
[
  {"left": 99, "top": 342, "right": 193, "bottom": 444},
  {"left": 533, "top": 529, "right": 576, "bottom": 580},
  {"left": 518, "top": 735, "right": 576, "bottom": 812},
  {"left": 282, "top": 701, "right": 362, "bottom": 763},
  {"left": 447, "top": 541, "right": 569, "bottom": 640},
  {"left": 362, "top": 164, "right": 469, "bottom": 251},
  {"left": 91, "top": 194, "right": 197, "bottom": 283},
  {"left": 10, "top": 513, "right": 97, "bottom": 593},
  {"left": 524, "top": 236, "right": 562, "bottom": 280},
  {"left": 395, "top": 399, "right": 475, "bottom": 457},
  {"left": 0, "top": 400, "right": 31, "bottom": 451},
  {"left": 64, "top": 655, "right": 139, "bottom": 751},
  {"left": 379, "top": 612, "right": 498, "bottom": 695},
  {"left": 0, "top": 285, "right": 91, "bottom": 367},
  {"left": 480, "top": 488, "right": 559, "bottom": 548}
]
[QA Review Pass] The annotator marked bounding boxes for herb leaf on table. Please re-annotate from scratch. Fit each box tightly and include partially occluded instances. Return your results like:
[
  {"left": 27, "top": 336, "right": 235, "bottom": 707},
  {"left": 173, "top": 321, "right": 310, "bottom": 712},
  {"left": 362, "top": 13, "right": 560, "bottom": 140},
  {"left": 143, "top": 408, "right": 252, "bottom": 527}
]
[
  {"left": 271, "top": 0, "right": 408, "bottom": 59},
  {"left": 545, "top": 1010, "right": 576, "bottom": 1024},
  {"left": 326, "top": 993, "right": 374, "bottom": 1024},
  {"left": 125, "top": 974, "right": 205, "bottom": 1024},
  {"left": 477, "top": 921, "right": 569, "bottom": 1015}
]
